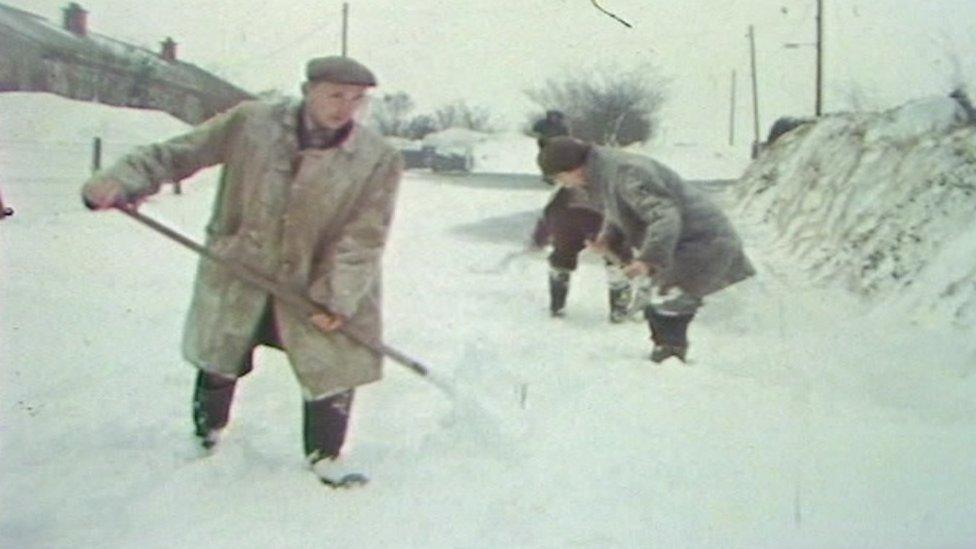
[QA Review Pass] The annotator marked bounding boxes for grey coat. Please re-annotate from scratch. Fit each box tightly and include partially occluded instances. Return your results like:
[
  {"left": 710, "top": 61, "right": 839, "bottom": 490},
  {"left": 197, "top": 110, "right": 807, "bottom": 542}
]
[
  {"left": 585, "top": 147, "right": 754, "bottom": 297},
  {"left": 84, "top": 99, "right": 403, "bottom": 398}
]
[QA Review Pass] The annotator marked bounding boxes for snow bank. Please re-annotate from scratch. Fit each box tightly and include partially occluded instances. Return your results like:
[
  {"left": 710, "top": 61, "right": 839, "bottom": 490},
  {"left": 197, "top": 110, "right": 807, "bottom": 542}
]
[
  {"left": 1, "top": 91, "right": 188, "bottom": 144},
  {"left": 0, "top": 92, "right": 193, "bottom": 194},
  {"left": 469, "top": 132, "right": 538, "bottom": 174},
  {"left": 733, "top": 95, "right": 976, "bottom": 326},
  {"left": 421, "top": 127, "right": 489, "bottom": 149}
]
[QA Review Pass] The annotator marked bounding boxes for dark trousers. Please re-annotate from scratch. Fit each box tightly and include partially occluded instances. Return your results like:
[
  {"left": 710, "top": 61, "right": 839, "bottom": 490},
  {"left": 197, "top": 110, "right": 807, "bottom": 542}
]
[
  {"left": 191, "top": 301, "right": 354, "bottom": 460},
  {"left": 545, "top": 205, "right": 632, "bottom": 271}
]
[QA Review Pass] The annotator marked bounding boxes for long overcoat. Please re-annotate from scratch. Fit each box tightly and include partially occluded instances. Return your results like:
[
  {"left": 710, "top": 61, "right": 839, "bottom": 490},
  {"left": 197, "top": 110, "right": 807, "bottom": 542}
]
[
  {"left": 85, "top": 98, "right": 403, "bottom": 398},
  {"left": 585, "top": 147, "right": 754, "bottom": 297}
]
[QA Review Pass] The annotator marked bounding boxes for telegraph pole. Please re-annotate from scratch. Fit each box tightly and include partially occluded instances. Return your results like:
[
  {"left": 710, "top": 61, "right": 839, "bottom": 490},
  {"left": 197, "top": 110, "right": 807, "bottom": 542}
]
[
  {"left": 748, "top": 25, "right": 761, "bottom": 158},
  {"left": 815, "top": 0, "right": 823, "bottom": 116},
  {"left": 341, "top": 3, "right": 349, "bottom": 57},
  {"left": 729, "top": 69, "right": 737, "bottom": 146}
]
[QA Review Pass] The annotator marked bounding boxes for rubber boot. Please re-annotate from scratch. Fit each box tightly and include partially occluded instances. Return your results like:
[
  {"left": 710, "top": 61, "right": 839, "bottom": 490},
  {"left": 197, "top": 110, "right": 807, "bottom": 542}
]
[
  {"left": 192, "top": 370, "right": 237, "bottom": 449},
  {"left": 305, "top": 390, "right": 367, "bottom": 488},
  {"left": 609, "top": 285, "right": 632, "bottom": 323},
  {"left": 645, "top": 307, "right": 694, "bottom": 363},
  {"left": 548, "top": 268, "right": 571, "bottom": 317},
  {"left": 606, "top": 262, "right": 631, "bottom": 323},
  {"left": 304, "top": 390, "right": 354, "bottom": 463}
]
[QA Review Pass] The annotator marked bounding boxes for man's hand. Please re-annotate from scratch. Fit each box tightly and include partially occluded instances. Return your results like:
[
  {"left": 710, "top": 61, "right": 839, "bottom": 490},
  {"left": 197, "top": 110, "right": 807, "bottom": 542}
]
[
  {"left": 586, "top": 235, "right": 627, "bottom": 265},
  {"left": 623, "top": 260, "right": 654, "bottom": 279},
  {"left": 585, "top": 235, "right": 609, "bottom": 256},
  {"left": 310, "top": 312, "right": 346, "bottom": 333},
  {"left": 81, "top": 179, "right": 128, "bottom": 211}
]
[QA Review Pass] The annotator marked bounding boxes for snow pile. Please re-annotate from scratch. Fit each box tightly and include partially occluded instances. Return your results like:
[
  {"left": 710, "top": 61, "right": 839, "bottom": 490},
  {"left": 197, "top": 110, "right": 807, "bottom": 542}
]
[
  {"left": 1, "top": 92, "right": 188, "bottom": 145},
  {"left": 382, "top": 136, "right": 421, "bottom": 151},
  {"left": 0, "top": 92, "right": 192, "bottom": 198},
  {"left": 733, "top": 95, "right": 976, "bottom": 326},
  {"left": 421, "top": 127, "right": 488, "bottom": 150},
  {"left": 402, "top": 129, "right": 540, "bottom": 174}
]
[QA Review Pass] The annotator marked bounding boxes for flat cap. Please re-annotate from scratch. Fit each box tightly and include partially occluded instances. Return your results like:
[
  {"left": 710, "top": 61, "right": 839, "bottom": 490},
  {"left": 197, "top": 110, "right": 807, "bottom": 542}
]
[
  {"left": 305, "top": 56, "right": 377, "bottom": 86},
  {"left": 538, "top": 136, "right": 591, "bottom": 175}
]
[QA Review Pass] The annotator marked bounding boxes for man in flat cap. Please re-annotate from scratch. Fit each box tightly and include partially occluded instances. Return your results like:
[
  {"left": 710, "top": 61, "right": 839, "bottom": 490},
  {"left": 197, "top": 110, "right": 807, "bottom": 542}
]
[
  {"left": 539, "top": 137, "right": 755, "bottom": 363},
  {"left": 81, "top": 56, "right": 402, "bottom": 487}
]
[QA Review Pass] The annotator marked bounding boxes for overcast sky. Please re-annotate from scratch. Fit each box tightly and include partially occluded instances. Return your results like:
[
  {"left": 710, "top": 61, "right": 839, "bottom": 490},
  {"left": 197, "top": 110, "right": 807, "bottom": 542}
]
[{"left": 9, "top": 1, "right": 976, "bottom": 144}]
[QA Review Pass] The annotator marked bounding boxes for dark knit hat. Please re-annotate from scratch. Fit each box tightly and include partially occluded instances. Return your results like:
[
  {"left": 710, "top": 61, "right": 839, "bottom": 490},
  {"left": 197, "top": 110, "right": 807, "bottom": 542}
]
[
  {"left": 538, "top": 136, "right": 591, "bottom": 175},
  {"left": 305, "top": 56, "right": 377, "bottom": 86}
]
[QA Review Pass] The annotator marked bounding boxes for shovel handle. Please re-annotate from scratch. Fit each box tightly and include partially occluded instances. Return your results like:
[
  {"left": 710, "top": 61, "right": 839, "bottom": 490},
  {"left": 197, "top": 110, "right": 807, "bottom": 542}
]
[{"left": 117, "top": 206, "right": 429, "bottom": 377}]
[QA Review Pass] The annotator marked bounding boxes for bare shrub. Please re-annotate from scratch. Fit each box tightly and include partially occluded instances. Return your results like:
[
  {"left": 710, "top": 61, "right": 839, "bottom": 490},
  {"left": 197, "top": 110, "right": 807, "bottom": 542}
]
[
  {"left": 404, "top": 114, "right": 439, "bottom": 140},
  {"left": 432, "top": 100, "right": 495, "bottom": 132},
  {"left": 525, "top": 63, "right": 668, "bottom": 146},
  {"left": 370, "top": 91, "right": 415, "bottom": 137}
]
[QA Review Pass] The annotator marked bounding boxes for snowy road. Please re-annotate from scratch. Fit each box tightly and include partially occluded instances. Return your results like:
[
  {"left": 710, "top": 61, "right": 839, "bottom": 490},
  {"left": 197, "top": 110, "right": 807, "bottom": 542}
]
[{"left": 2, "top": 95, "right": 975, "bottom": 548}]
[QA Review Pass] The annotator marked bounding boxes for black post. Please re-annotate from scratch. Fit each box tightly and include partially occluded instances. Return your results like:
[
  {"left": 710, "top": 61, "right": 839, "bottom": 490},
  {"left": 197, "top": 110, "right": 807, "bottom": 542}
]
[
  {"left": 0, "top": 188, "right": 12, "bottom": 220},
  {"left": 729, "top": 69, "right": 737, "bottom": 146},
  {"left": 815, "top": 0, "right": 823, "bottom": 116},
  {"left": 341, "top": 3, "right": 349, "bottom": 57},
  {"left": 91, "top": 137, "right": 102, "bottom": 173},
  {"left": 748, "top": 26, "right": 761, "bottom": 158}
]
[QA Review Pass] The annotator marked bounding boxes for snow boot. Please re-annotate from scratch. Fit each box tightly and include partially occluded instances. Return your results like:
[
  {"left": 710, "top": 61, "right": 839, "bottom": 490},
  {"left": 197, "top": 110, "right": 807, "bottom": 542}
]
[
  {"left": 609, "top": 284, "right": 632, "bottom": 323},
  {"left": 192, "top": 370, "right": 237, "bottom": 449},
  {"left": 548, "top": 268, "right": 571, "bottom": 317},
  {"left": 309, "top": 457, "right": 369, "bottom": 489},
  {"left": 304, "top": 390, "right": 366, "bottom": 487},
  {"left": 650, "top": 343, "right": 688, "bottom": 363},
  {"left": 606, "top": 262, "right": 631, "bottom": 323},
  {"left": 645, "top": 307, "right": 694, "bottom": 363},
  {"left": 628, "top": 277, "right": 653, "bottom": 320}
]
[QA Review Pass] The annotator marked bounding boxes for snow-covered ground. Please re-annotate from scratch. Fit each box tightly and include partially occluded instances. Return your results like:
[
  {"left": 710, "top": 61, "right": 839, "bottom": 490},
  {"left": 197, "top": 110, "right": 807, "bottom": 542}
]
[{"left": 2, "top": 93, "right": 975, "bottom": 548}]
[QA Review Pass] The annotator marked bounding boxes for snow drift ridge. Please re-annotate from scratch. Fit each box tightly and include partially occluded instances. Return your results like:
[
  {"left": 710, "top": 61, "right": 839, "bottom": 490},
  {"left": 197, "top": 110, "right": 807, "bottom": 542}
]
[{"left": 733, "top": 95, "right": 976, "bottom": 326}]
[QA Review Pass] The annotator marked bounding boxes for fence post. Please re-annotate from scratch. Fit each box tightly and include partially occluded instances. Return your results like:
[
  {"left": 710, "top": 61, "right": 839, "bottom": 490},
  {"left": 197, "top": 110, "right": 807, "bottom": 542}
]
[
  {"left": 0, "top": 188, "right": 13, "bottom": 220},
  {"left": 91, "top": 136, "right": 102, "bottom": 173}
]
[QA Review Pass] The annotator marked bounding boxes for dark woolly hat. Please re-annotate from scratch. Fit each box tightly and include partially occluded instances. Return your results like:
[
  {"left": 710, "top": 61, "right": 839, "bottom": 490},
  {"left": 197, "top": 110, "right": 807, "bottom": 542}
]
[
  {"left": 305, "top": 56, "right": 377, "bottom": 86},
  {"left": 538, "top": 136, "right": 591, "bottom": 175}
]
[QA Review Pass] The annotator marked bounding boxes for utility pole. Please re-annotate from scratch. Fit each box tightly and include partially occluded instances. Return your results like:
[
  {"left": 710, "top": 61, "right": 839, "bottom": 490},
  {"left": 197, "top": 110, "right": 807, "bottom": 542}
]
[
  {"left": 341, "top": 3, "right": 349, "bottom": 57},
  {"left": 815, "top": 0, "right": 823, "bottom": 116},
  {"left": 729, "top": 69, "right": 737, "bottom": 146},
  {"left": 748, "top": 25, "right": 761, "bottom": 158},
  {"left": 784, "top": 0, "right": 824, "bottom": 116}
]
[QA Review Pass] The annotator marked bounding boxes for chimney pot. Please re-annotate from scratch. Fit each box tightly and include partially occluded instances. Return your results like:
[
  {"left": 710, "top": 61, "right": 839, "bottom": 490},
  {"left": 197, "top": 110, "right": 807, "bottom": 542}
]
[
  {"left": 160, "top": 37, "right": 177, "bottom": 62},
  {"left": 62, "top": 3, "right": 88, "bottom": 37}
]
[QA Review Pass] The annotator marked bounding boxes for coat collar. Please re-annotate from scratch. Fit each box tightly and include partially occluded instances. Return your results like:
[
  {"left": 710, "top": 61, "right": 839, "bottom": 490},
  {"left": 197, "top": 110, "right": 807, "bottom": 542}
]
[{"left": 282, "top": 98, "right": 360, "bottom": 154}]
